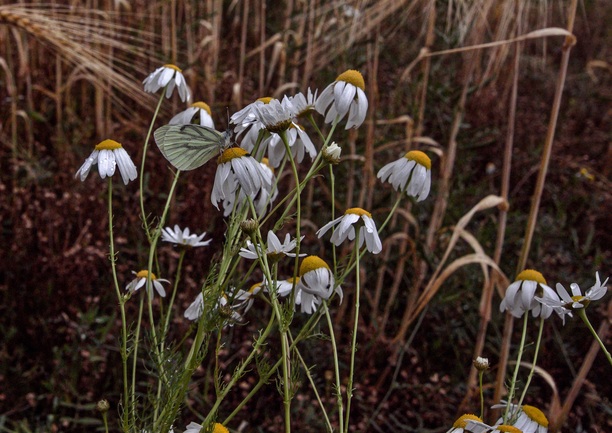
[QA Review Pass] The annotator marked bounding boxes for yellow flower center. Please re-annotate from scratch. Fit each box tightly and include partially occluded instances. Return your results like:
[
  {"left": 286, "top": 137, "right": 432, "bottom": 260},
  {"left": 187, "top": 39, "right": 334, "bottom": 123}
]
[
  {"left": 452, "top": 414, "right": 482, "bottom": 428},
  {"left": 261, "top": 157, "right": 274, "bottom": 173},
  {"left": 163, "top": 63, "right": 182, "bottom": 72},
  {"left": 345, "top": 207, "right": 372, "bottom": 218},
  {"left": 336, "top": 69, "right": 365, "bottom": 91},
  {"left": 516, "top": 269, "right": 547, "bottom": 286},
  {"left": 497, "top": 426, "right": 522, "bottom": 433},
  {"left": 299, "top": 255, "right": 330, "bottom": 276},
  {"left": 404, "top": 150, "right": 431, "bottom": 170},
  {"left": 249, "top": 282, "right": 262, "bottom": 294},
  {"left": 136, "top": 270, "right": 157, "bottom": 280},
  {"left": 568, "top": 294, "right": 588, "bottom": 308},
  {"left": 285, "top": 277, "right": 300, "bottom": 284},
  {"left": 95, "top": 139, "right": 122, "bottom": 150},
  {"left": 192, "top": 101, "right": 212, "bottom": 115},
  {"left": 213, "top": 423, "right": 229, "bottom": 433},
  {"left": 522, "top": 405, "right": 548, "bottom": 427},
  {"left": 218, "top": 147, "right": 249, "bottom": 164},
  {"left": 257, "top": 97, "right": 274, "bottom": 104}
]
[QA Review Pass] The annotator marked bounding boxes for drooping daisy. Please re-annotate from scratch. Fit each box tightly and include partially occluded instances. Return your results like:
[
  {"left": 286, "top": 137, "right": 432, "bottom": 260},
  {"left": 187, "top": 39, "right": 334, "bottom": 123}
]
[
  {"left": 296, "top": 256, "right": 342, "bottom": 315},
  {"left": 239, "top": 230, "right": 305, "bottom": 261},
  {"left": 169, "top": 101, "right": 215, "bottom": 127},
  {"left": 184, "top": 422, "right": 228, "bottom": 433},
  {"left": 264, "top": 122, "right": 317, "bottom": 168},
  {"left": 315, "top": 69, "right": 368, "bottom": 129},
  {"left": 126, "top": 270, "right": 170, "bottom": 298},
  {"left": 322, "top": 142, "right": 342, "bottom": 165},
  {"left": 254, "top": 97, "right": 296, "bottom": 134},
  {"left": 446, "top": 414, "right": 484, "bottom": 433},
  {"left": 222, "top": 158, "right": 278, "bottom": 217},
  {"left": 499, "top": 269, "right": 559, "bottom": 319},
  {"left": 537, "top": 272, "right": 608, "bottom": 317},
  {"left": 231, "top": 97, "right": 270, "bottom": 152},
  {"left": 494, "top": 404, "right": 548, "bottom": 433},
  {"left": 317, "top": 207, "right": 382, "bottom": 254},
  {"left": 210, "top": 148, "right": 272, "bottom": 211},
  {"left": 142, "top": 64, "right": 190, "bottom": 102},
  {"left": 377, "top": 150, "right": 432, "bottom": 201},
  {"left": 161, "top": 225, "right": 212, "bottom": 248},
  {"left": 75, "top": 139, "right": 138, "bottom": 185}
]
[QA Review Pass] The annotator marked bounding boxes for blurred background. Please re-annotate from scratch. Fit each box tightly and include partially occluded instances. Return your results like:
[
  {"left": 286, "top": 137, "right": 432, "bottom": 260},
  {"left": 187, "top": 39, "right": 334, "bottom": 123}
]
[{"left": 0, "top": 1, "right": 610, "bottom": 431}]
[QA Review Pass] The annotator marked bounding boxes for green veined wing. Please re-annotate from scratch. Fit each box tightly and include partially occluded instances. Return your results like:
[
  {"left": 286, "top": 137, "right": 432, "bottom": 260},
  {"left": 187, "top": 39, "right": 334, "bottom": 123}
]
[{"left": 154, "top": 124, "right": 231, "bottom": 171}]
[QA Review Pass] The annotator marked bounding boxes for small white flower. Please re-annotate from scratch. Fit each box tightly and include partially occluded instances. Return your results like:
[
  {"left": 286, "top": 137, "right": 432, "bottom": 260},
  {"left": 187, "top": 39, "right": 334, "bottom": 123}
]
[
  {"left": 184, "top": 422, "right": 228, "bottom": 433},
  {"left": 317, "top": 207, "right": 382, "bottom": 254},
  {"left": 254, "top": 97, "right": 296, "bottom": 133},
  {"left": 161, "top": 225, "right": 212, "bottom": 248},
  {"left": 323, "top": 142, "right": 342, "bottom": 164},
  {"left": 211, "top": 147, "right": 272, "bottom": 212},
  {"left": 297, "top": 256, "right": 342, "bottom": 315},
  {"left": 126, "top": 270, "right": 170, "bottom": 299},
  {"left": 143, "top": 64, "right": 190, "bottom": 102},
  {"left": 169, "top": 101, "right": 215, "bottom": 127},
  {"left": 75, "top": 139, "right": 137, "bottom": 185},
  {"left": 465, "top": 420, "right": 521, "bottom": 433},
  {"left": 377, "top": 150, "right": 432, "bottom": 201},
  {"left": 446, "top": 414, "right": 484, "bottom": 433},
  {"left": 500, "top": 269, "right": 558, "bottom": 319},
  {"left": 493, "top": 403, "right": 549, "bottom": 433},
  {"left": 315, "top": 69, "right": 368, "bottom": 129},
  {"left": 239, "top": 230, "right": 305, "bottom": 261}
]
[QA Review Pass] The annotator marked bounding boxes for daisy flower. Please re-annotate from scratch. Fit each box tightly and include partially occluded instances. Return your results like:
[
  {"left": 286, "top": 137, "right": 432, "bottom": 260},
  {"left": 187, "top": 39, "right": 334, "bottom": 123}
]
[
  {"left": 75, "top": 139, "right": 137, "bottom": 185},
  {"left": 184, "top": 422, "right": 228, "bottom": 433},
  {"left": 537, "top": 271, "right": 608, "bottom": 314},
  {"left": 254, "top": 97, "right": 296, "bottom": 134},
  {"left": 465, "top": 420, "right": 523, "bottom": 433},
  {"left": 142, "top": 64, "right": 190, "bottom": 102},
  {"left": 290, "top": 88, "right": 318, "bottom": 118},
  {"left": 264, "top": 122, "right": 317, "bottom": 168},
  {"left": 494, "top": 404, "right": 548, "bottom": 433},
  {"left": 446, "top": 414, "right": 484, "bottom": 433},
  {"left": 169, "top": 101, "right": 215, "bottom": 127},
  {"left": 499, "top": 269, "right": 559, "bottom": 319},
  {"left": 210, "top": 148, "right": 272, "bottom": 211},
  {"left": 317, "top": 207, "right": 382, "bottom": 254},
  {"left": 161, "top": 225, "right": 211, "bottom": 248},
  {"left": 315, "top": 69, "right": 368, "bottom": 129},
  {"left": 231, "top": 98, "right": 270, "bottom": 152},
  {"left": 239, "top": 230, "right": 305, "bottom": 261},
  {"left": 222, "top": 158, "right": 278, "bottom": 217},
  {"left": 126, "top": 270, "right": 169, "bottom": 298},
  {"left": 296, "top": 256, "right": 343, "bottom": 315},
  {"left": 377, "top": 150, "right": 432, "bottom": 201}
]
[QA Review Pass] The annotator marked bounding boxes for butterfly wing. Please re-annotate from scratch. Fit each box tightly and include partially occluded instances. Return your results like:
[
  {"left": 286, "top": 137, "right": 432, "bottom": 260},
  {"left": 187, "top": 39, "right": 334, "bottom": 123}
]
[{"left": 154, "top": 124, "right": 230, "bottom": 171}]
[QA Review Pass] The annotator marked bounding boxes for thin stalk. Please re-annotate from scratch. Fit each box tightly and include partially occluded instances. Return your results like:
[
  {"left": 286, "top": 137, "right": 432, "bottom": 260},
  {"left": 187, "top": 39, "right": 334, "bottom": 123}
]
[
  {"left": 577, "top": 309, "right": 612, "bottom": 366},
  {"left": 503, "top": 313, "right": 529, "bottom": 423},
  {"left": 107, "top": 178, "right": 130, "bottom": 431},
  {"left": 343, "top": 241, "right": 361, "bottom": 432},
  {"left": 324, "top": 302, "right": 344, "bottom": 433},
  {"left": 517, "top": 317, "right": 545, "bottom": 407}
]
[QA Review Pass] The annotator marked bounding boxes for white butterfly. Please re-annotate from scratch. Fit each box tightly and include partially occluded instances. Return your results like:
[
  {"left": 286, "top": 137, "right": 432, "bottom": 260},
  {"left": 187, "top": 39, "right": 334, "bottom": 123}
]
[{"left": 154, "top": 124, "right": 232, "bottom": 171}]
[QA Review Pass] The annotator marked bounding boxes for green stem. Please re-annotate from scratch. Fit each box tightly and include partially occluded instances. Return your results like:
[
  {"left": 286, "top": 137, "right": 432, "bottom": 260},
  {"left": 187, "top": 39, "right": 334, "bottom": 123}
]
[
  {"left": 478, "top": 370, "right": 485, "bottom": 419},
  {"left": 344, "top": 241, "right": 361, "bottom": 432},
  {"left": 139, "top": 92, "right": 166, "bottom": 242},
  {"left": 517, "top": 317, "right": 545, "bottom": 408},
  {"left": 504, "top": 313, "right": 529, "bottom": 423},
  {"left": 324, "top": 302, "right": 344, "bottom": 433},
  {"left": 577, "top": 309, "right": 612, "bottom": 366},
  {"left": 107, "top": 178, "right": 130, "bottom": 431}
]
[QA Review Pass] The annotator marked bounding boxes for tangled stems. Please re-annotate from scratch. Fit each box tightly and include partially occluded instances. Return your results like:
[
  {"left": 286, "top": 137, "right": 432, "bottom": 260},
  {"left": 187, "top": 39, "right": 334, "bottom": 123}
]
[{"left": 576, "top": 308, "right": 612, "bottom": 367}]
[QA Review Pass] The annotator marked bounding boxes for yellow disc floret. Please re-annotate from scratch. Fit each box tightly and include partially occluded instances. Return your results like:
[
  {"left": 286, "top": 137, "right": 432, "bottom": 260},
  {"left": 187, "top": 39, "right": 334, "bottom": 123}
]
[
  {"left": 405, "top": 150, "right": 431, "bottom": 170},
  {"left": 345, "top": 207, "right": 372, "bottom": 218},
  {"left": 192, "top": 101, "right": 212, "bottom": 115},
  {"left": 516, "top": 269, "right": 547, "bottom": 286},
  {"left": 497, "top": 426, "right": 523, "bottom": 433},
  {"left": 336, "top": 69, "right": 365, "bottom": 91},
  {"left": 163, "top": 63, "right": 182, "bottom": 72},
  {"left": 522, "top": 405, "right": 549, "bottom": 427},
  {"left": 257, "top": 97, "right": 274, "bottom": 104},
  {"left": 95, "top": 139, "right": 122, "bottom": 150},
  {"left": 218, "top": 147, "right": 248, "bottom": 164},
  {"left": 452, "top": 414, "right": 482, "bottom": 428},
  {"left": 136, "top": 270, "right": 157, "bottom": 280},
  {"left": 299, "top": 255, "right": 330, "bottom": 276},
  {"left": 213, "top": 423, "right": 229, "bottom": 433}
]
